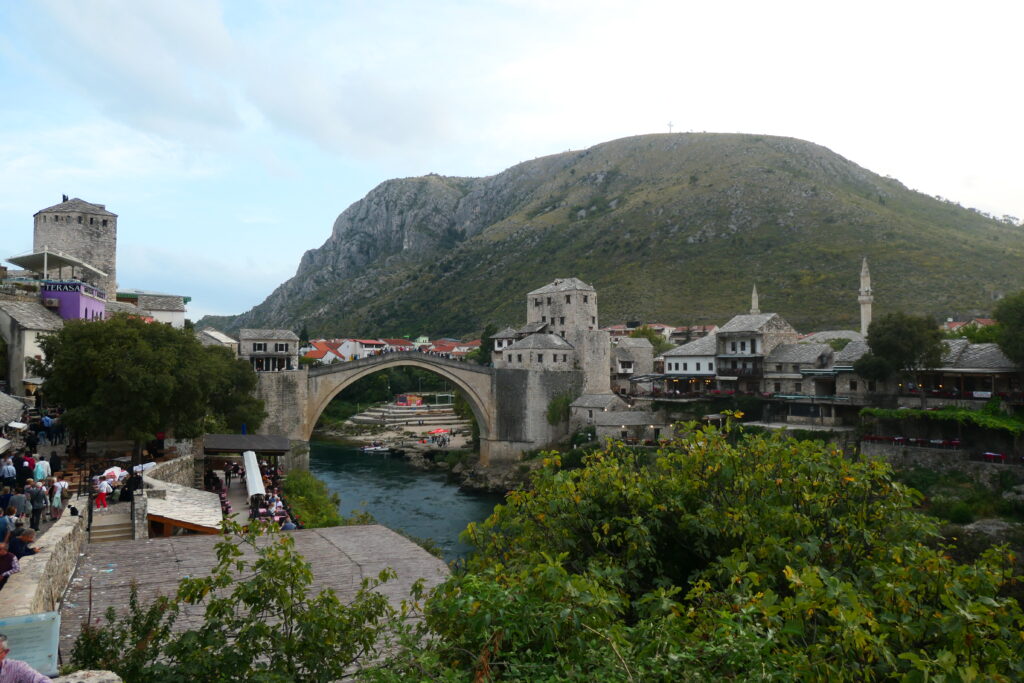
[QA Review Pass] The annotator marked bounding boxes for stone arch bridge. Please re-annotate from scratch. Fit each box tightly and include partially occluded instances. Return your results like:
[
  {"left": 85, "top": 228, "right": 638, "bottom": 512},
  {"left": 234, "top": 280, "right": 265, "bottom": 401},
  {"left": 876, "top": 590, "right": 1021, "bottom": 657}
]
[{"left": 254, "top": 351, "right": 580, "bottom": 466}]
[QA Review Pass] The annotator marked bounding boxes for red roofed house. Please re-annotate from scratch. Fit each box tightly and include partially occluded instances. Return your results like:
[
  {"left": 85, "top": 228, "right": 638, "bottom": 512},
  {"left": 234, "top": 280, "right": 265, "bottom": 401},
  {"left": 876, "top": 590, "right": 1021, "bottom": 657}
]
[
  {"left": 380, "top": 338, "right": 417, "bottom": 352},
  {"left": 302, "top": 339, "right": 345, "bottom": 365},
  {"left": 336, "top": 338, "right": 387, "bottom": 361}
]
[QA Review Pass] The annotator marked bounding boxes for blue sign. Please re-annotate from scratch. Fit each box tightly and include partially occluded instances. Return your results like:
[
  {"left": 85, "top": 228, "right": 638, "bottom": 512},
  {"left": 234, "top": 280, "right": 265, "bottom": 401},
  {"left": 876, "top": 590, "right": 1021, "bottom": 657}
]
[{"left": 0, "top": 611, "right": 60, "bottom": 676}]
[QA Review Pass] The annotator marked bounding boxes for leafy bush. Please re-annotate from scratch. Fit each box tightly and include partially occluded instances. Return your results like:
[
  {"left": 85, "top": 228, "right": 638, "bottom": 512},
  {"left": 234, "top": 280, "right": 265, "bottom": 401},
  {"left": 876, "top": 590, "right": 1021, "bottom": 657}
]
[
  {"left": 390, "top": 423, "right": 1024, "bottom": 680},
  {"left": 282, "top": 470, "right": 373, "bottom": 527}
]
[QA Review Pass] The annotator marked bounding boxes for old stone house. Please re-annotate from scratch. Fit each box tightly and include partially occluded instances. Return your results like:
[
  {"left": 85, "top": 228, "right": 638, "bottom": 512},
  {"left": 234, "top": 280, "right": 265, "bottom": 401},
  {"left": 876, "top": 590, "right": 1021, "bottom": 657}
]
[{"left": 238, "top": 329, "right": 299, "bottom": 372}]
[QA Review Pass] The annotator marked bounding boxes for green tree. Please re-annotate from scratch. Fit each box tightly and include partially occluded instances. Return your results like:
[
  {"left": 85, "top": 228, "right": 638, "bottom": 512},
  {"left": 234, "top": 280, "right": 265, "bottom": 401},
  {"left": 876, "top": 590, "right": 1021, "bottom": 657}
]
[
  {"left": 69, "top": 520, "right": 403, "bottom": 681},
  {"left": 855, "top": 313, "right": 944, "bottom": 403},
  {"left": 34, "top": 315, "right": 265, "bottom": 452},
  {"left": 628, "top": 325, "right": 674, "bottom": 355},
  {"left": 467, "top": 323, "right": 498, "bottom": 365},
  {"left": 381, "top": 422, "right": 1024, "bottom": 680},
  {"left": 299, "top": 323, "right": 310, "bottom": 346},
  {"left": 995, "top": 291, "right": 1024, "bottom": 366}
]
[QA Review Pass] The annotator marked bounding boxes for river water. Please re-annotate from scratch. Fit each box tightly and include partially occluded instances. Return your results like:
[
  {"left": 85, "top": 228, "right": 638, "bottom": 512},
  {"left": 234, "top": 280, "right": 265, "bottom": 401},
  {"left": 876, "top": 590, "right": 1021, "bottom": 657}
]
[{"left": 309, "top": 440, "right": 506, "bottom": 562}]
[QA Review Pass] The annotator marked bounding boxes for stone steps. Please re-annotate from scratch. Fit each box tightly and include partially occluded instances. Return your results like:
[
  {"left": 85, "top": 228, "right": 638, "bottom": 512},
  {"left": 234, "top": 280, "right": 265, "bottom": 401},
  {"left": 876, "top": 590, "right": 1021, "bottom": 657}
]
[{"left": 90, "top": 511, "right": 134, "bottom": 543}]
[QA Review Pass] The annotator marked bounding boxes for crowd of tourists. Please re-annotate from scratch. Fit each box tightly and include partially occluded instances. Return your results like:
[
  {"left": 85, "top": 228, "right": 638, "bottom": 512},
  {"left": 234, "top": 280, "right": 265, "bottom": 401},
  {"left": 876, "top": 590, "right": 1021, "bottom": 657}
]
[
  {"left": 205, "top": 459, "right": 299, "bottom": 530},
  {"left": 0, "top": 449, "right": 70, "bottom": 593}
]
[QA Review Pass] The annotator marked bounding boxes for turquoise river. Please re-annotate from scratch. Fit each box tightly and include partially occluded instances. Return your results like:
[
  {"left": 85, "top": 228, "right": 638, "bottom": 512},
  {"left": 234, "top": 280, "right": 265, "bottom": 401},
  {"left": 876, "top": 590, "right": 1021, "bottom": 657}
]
[{"left": 310, "top": 440, "right": 506, "bottom": 562}]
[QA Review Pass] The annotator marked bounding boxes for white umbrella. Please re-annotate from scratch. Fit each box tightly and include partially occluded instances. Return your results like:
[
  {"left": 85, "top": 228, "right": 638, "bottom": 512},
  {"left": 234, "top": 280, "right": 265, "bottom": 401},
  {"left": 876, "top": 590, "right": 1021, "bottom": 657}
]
[{"left": 102, "top": 466, "right": 126, "bottom": 480}]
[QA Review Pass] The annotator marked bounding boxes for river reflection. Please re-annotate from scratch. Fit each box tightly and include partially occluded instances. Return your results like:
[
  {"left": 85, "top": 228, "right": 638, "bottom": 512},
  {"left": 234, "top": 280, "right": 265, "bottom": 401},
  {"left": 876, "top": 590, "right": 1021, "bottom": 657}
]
[{"left": 310, "top": 440, "right": 505, "bottom": 562}]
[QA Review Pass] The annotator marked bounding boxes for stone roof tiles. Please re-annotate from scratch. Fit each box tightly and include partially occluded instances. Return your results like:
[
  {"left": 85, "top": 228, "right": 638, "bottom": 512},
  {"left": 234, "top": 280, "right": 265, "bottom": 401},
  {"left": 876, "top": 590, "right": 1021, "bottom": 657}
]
[
  {"left": 105, "top": 300, "right": 139, "bottom": 316},
  {"left": 527, "top": 277, "right": 595, "bottom": 296},
  {"left": 0, "top": 300, "right": 64, "bottom": 331},
  {"left": 518, "top": 321, "right": 549, "bottom": 335},
  {"left": 34, "top": 197, "right": 117, "bottom": 217},
  {"left": 616, "top": 337, "right": 653, "bottom": 349},
  {"left": 801, "top": 329, "right": 864, "bottom": 343},
  {"left": 507, "top": 333, "right": 574, "bottom": 350},
  {"left": 138, "top": 294, "right": 186, "bottom": 312},
  {"left": 941, "top": 340, "right": 1015, "bottom": 370},
  {"left": 717, "top": 313, "right": 778, "bottom": 333},
  {"left": 197, "top": 328, "right": 236, "bottom": 345},
  {"left": 0, "top": 392, "right": 25, "bottom": 425},
  {"left": 835, "top": 340, "right": 870, "bottom": 364},
  {"left": 570, "top": 393, "right": 627, "bottom": 410},
  {"left": 238, "top": 328, "right": 300, "bottom": 341},
  {"left": 766, "top": 343, "right": 833, "bottom": 364},
  {"left": 664, "top": 333, "right": 718, "bottom": 357},
  {"left": 490, "top": 326, "right": 518, "bottom": 339}
]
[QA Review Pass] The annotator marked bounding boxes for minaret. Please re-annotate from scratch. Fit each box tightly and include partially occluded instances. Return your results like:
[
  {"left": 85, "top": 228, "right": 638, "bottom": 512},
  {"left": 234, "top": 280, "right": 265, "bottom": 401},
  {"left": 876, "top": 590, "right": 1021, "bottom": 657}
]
[
  {"left": 859, "top": 258, "right": 873, "bottom": 336},
  {"left": 750, "top": 284, "right": 760, "bottom": 315}
]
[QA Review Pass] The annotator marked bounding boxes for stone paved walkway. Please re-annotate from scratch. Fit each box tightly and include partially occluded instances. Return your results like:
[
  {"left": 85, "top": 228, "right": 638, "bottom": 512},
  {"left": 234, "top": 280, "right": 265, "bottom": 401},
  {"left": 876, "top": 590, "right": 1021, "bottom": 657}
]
[{"left": 59, "top": 524, "right": 449, "bottom": 655}]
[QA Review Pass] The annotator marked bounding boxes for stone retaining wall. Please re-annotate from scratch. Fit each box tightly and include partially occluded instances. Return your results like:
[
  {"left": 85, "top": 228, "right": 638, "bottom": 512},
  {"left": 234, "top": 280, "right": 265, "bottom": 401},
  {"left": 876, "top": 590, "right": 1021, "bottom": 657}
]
[
  {"left": 861, "top": 441, "right": 1021, "bottom": 490},
  {"left": 131, "top": 453, "right": 197, "bottom": 538},
  {"left": 0, "top": 509, "right": 86, "bottom": 618}
]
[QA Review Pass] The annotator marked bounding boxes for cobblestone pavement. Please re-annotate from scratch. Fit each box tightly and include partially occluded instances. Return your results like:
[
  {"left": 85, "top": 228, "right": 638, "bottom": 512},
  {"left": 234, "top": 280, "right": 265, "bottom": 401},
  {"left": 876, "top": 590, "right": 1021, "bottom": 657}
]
[{"left": 59, "top": 524, "right": 450, "bottom": 655}]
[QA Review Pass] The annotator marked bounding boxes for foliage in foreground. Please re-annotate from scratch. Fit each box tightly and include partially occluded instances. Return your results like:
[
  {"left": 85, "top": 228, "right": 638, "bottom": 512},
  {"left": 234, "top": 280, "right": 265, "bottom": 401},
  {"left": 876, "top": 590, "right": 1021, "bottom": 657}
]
[
  {"left": 281, "top": 469, "right": 374, "bottom": 528},
  {"left": 69, "top": 520, "right": 404, "bottom": 682},
  {"left": 380, "top": 420, "right": 1024, "bottom": 681},
  {"left": 70, "top": 425, "right": 1024, "bottom": 681}
]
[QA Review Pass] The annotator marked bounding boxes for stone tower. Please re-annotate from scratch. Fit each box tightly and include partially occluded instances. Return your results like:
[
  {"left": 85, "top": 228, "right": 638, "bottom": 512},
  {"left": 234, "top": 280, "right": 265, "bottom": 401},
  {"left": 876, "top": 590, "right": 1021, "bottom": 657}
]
[
  {"left": 526, "top": 277, "right": 610, "bottom": 394},
  {"left": 859, "top": 257, "right": 873, "bottom": 336},
  {"left": 750, "top": 284, "right": 760, "bottom": 315},
  {"left": 33, "top": 197, "right": 118, "bottom": 298}
]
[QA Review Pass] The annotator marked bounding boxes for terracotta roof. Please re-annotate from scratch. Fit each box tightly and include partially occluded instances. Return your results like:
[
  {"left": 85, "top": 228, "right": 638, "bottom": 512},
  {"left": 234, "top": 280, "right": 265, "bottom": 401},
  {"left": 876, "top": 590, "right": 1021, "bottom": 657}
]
[
  {"left": 355, "top": 339, "right": 385, "bottom": 345},
  {"left": 381, "top": 338, "right": 415, "bottom": 346}
]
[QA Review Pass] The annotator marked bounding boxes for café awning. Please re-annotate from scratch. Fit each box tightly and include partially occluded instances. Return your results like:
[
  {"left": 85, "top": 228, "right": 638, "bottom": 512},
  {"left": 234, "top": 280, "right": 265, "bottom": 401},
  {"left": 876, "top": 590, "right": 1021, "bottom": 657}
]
[
  {"left": 7, "top": 249, "right": 107, "bottom": 280},
  {"left": 242, "top": 450, "right": 266, "bottom": 500}
]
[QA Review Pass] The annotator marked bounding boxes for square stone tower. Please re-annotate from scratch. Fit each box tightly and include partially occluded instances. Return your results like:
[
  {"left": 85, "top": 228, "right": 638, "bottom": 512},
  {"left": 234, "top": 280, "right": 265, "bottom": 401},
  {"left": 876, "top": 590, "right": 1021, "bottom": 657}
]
[
  {"left": 526, "top": 278, "right": 610, "bottom": 394},
  {"left": 33, "top": 197, "right": 117, "bottom": 298}
]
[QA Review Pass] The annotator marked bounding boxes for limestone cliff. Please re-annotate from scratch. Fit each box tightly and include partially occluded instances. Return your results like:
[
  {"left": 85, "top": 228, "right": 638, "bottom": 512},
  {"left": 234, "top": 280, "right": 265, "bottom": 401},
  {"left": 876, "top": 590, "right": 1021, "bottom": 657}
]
[{"left": 201, "top": 133, "right": 1024, "bottom": 336}]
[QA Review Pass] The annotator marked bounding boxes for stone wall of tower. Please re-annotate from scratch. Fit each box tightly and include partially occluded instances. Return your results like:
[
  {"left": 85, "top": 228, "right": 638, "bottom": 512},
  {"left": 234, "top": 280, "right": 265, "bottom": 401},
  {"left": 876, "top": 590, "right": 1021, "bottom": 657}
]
[
  {"left": 33, "top": 209, "right": 117, "bottom": 298},
  {"left": 525, "top": 282, "right": 608, "bottom": 394}
]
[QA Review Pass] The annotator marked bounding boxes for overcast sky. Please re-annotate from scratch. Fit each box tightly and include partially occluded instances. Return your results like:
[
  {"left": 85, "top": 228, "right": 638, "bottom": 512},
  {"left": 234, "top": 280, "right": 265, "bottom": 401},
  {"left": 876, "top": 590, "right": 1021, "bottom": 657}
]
[{"left": 2, "top": 1, "right": 1021, "bottom": 319}]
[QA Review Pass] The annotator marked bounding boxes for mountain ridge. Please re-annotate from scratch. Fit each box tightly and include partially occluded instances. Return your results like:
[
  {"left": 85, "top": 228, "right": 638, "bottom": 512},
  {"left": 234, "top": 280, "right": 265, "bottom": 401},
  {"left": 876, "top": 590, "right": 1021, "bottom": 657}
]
[{"left": 199, "top": 133, "right": 1024, "bottom": 337}]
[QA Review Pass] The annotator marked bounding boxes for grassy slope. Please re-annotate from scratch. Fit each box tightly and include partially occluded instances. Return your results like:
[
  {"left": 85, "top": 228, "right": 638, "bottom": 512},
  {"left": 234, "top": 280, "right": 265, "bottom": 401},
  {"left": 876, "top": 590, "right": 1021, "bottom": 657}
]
[{"left": 204, "top": 133, "right": 1024, "bottom": 337}]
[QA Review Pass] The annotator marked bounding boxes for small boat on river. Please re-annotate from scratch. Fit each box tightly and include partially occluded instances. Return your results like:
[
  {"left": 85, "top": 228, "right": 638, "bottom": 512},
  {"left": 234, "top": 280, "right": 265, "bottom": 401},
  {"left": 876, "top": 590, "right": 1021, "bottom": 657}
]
[{"left": 360, "top": 442, "right": 390, "bottom": 454}]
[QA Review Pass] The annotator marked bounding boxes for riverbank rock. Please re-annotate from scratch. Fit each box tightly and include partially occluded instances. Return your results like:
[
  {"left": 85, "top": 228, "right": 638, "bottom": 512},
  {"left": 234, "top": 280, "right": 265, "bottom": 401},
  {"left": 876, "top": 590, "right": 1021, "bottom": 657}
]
[
  {"left": 54, "top": 672, "right": 123, "bottom": 683},
  {"left": 453, "top": 460, "right": 536, "bottom": 493}
]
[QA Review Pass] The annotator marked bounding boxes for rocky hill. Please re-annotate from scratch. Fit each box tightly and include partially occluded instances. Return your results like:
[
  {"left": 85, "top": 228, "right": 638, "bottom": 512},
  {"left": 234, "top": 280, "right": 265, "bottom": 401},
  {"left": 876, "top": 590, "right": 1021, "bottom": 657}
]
[{"left": 200, "top": 133, "right": 1024, "bottom": 337}]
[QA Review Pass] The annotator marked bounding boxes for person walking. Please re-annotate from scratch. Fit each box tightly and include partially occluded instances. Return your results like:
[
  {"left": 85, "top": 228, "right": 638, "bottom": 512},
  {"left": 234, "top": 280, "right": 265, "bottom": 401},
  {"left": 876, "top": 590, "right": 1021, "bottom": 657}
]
[
  {"left": 32, "top": 456, "right": 50, "bottom": 484},
  {"left": 28, "top": 483, "right": 47, "bottom": 531},
  {"left": 0, "top": 460, "right": 15, "bottom": 490},
  {"left": 95, "top": 477, "right": 111, "bottom": 510}
]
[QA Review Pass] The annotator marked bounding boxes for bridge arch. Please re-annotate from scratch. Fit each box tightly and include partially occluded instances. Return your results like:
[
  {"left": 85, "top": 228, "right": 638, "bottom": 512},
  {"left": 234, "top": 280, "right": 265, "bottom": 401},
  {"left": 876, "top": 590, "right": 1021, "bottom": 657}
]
[{"left": 304, "top": 352, "right": 495, "bottom": 448}]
